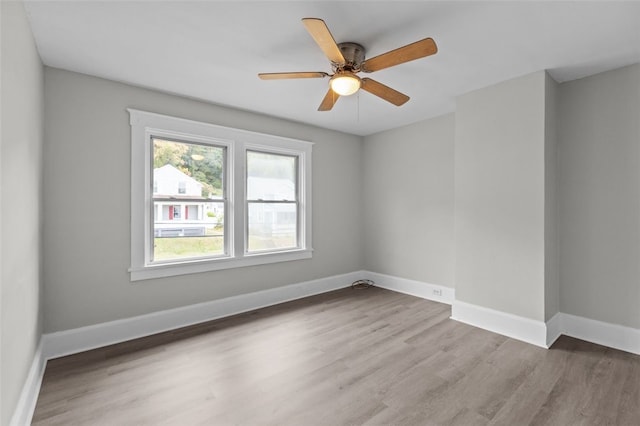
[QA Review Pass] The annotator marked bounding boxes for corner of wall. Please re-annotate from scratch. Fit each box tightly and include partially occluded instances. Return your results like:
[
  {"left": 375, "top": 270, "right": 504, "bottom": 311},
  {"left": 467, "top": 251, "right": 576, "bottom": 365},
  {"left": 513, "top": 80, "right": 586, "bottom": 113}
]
[
  {"left": 544, "top": 71, "right": 560, "bottom": 322},
  {"left": 1, "top": 0, "right": 46, "bottom": 424}
]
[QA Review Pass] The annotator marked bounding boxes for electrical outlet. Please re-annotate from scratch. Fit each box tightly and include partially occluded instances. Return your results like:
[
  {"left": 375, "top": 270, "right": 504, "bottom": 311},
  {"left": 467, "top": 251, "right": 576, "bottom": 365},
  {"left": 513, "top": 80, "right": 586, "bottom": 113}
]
[{"left": 433, "top": 289, "right": 442, "bottom": 297}]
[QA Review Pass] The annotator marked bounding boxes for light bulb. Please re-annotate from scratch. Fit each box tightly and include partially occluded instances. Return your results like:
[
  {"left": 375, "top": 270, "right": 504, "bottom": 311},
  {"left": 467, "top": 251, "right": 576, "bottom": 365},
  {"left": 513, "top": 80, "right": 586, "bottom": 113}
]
[{"left": 330, "top": 73, "right": 361, "bottom": 96}]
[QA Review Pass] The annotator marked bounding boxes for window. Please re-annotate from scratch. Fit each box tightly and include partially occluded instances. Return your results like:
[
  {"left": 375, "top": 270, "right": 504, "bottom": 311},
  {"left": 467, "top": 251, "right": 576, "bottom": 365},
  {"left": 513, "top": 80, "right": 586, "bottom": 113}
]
[
  {"left": 246, "top": 151, "right": 298, "bottom": 252},
  {"left": 152, "top": 138, "right": 226, "bottom": 261},
  {"left": 128, "top": 109, "right": 312, "bottom": 280}
]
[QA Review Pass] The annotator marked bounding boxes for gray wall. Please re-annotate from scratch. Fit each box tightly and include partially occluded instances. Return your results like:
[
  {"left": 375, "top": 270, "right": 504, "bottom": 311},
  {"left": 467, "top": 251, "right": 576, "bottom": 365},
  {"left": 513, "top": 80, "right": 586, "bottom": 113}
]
[
  {"left": 43, "top": 68, "right": 363, "bottom": 333},
  {"left": 1, "top": 2, "right": 44, "bottom": 424},
  {"left": 558, "top": 64, "right": 640, "bottom": 329},
  {"left": 41, "top": 62, "right": 640, "bottom": 338},
  {"left": 454, "top": 71, "right": 547, "bottom": 321},
  {"left": 362, "top": 114, "right": 455, "bottom": 287}
]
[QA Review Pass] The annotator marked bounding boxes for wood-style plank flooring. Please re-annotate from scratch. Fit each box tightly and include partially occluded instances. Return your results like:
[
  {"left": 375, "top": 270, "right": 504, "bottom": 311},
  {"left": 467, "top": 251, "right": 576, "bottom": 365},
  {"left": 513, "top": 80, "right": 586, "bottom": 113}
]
[{"left": 32, "top": 287, "right": 640, "bottom": 425}]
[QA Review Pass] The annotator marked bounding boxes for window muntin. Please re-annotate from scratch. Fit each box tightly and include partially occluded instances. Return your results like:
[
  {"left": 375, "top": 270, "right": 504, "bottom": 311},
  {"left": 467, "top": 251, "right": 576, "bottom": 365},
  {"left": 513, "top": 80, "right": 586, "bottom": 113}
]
[{"left": 246, "top": 151, "right": 298, "bottom": 253}]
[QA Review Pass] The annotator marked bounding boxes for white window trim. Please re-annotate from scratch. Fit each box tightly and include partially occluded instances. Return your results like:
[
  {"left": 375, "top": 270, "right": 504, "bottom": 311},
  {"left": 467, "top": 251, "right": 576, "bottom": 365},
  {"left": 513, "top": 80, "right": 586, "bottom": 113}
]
[{"left": 128, "top": 109, "right": 313, "bottom": 281}]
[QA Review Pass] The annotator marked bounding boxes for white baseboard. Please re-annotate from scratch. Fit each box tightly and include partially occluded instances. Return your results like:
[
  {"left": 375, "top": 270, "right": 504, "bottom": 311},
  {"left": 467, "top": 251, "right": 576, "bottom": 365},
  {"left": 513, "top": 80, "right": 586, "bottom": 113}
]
[
  {"left": 559, "top": 313, "right": 640, "bottom": 355},
  {"left": 364, "top": 271, "right": 455, "bottom": 305},
  {"left": 451, "top": 303, "right": 640, "bottom": 355},
  {"left": 545, "top": 312, "right": 563, "bottom": 347},
  {"left": 9, "top": 340, "right": 47, "bottom": 426},
  {"left": 451, "top": 300, "right": 548, "bottom": 348},
  {"left": 43, "top": 270, "right": 363, "bottom": 360}
]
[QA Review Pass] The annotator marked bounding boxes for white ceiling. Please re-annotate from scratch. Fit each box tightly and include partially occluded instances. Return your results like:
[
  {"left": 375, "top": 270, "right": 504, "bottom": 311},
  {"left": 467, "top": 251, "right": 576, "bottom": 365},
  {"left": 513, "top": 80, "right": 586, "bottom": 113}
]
[{"left": 24, "top": 1, "right": 640, "bottom": 136}]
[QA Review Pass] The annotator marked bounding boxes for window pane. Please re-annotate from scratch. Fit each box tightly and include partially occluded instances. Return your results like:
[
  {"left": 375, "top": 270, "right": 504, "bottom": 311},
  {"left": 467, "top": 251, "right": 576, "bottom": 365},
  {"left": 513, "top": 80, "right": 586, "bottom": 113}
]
[
  {"left": 248, "top": 203, "right": 297, "bottom": 251},
  {"left": 153, "top": 201, "right": 225, "bottom": 261},
  {"left": 247, "top": 151, "right": 296, "bottom": 200},
  {"left": 153, "top": 138, "right": 226, "bottom": 261},
  {"left": 153, "top": 138, "right": 224, "bottom": 198}
]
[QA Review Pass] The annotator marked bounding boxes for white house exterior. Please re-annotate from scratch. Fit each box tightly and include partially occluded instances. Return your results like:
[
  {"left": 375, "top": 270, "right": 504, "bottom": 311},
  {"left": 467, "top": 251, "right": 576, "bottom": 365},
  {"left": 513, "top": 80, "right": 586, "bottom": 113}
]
[
  {"left": 153, "top": 164, "right": 219, "bottom": 237},
  {"left": 247, "top": 176, "right": 297, "bottom": 238},
  {"left": 152, "top": 165, "right": 295, "bottom": 240}
]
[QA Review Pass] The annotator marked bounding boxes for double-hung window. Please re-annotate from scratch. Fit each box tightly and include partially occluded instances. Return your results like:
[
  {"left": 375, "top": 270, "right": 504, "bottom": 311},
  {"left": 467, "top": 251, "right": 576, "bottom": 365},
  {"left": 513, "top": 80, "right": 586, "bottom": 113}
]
[
  {"left": 246, "top": 150, "right": 298, "bottom": 253},
  {"left": 129, "top": 109, "right": 312, "bottom": 281},
  {"left": 151, "top": 137, "right": 227, "bottom": 261}
]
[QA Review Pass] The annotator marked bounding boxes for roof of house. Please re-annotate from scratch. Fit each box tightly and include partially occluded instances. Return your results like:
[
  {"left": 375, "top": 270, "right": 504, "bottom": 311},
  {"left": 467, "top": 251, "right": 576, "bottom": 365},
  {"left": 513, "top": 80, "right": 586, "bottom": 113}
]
[{"left": 154, "top": 164, "right": 203, "bottom": 188}]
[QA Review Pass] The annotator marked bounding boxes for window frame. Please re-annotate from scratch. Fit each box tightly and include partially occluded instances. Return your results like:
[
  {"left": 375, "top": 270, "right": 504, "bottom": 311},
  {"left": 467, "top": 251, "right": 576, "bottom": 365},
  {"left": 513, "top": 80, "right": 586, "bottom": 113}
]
[
  {"left": 245, "top": 148, "right": 301, "bottom": 255},
  {"left": 129, "top": 109, "right": 313, "bottom": 281},
  {"left": 150, "top": 136, "right": 229, "bottom": 264}
]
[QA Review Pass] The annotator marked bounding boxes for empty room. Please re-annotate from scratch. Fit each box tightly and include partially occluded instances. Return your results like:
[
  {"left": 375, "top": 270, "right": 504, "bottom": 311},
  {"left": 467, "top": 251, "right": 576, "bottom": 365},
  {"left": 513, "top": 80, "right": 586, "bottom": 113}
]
[{"left": 2, "top": 1, "right": 640, "bottom": 425}]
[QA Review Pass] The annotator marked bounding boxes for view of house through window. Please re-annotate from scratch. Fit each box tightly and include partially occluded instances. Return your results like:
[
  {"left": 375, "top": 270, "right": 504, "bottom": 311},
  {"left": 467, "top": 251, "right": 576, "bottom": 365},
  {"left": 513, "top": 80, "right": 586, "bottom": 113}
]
[
  {"left": 152, "top": 138, "right": 226, "bottom": 261},
  {"left": 247, "top": 151, "right": 298, "bottom": 252},
  {"left": 129, "top": 109, "right": 312, "bottom": 279}
]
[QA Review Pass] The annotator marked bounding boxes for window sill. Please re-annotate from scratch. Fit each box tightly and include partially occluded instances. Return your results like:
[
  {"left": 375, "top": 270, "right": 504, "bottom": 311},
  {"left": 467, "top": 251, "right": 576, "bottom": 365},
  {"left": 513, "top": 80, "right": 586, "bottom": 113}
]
[{"left": 129, "top": 248, "right": 313, "bottom": 281}]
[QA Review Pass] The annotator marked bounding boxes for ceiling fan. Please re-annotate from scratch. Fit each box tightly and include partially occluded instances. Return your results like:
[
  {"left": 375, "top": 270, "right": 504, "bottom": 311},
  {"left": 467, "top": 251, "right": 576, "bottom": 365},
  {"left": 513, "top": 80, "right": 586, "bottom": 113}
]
[{"left": 258, "top": 18, "right": 438, "bottom": 111}]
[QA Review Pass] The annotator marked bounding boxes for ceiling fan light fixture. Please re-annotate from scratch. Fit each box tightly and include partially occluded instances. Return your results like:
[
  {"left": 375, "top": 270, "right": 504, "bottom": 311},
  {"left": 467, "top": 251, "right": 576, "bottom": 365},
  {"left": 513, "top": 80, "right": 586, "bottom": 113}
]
[{"left": 330, "top": 72, "right": 361, "bottom": 96}]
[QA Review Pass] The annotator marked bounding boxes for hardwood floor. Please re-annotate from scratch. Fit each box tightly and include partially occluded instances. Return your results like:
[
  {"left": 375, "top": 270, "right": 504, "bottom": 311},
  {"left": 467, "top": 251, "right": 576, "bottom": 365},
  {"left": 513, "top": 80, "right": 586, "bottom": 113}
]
[{"left": 32, "top": 287, "right": 640, "bottom": 425}]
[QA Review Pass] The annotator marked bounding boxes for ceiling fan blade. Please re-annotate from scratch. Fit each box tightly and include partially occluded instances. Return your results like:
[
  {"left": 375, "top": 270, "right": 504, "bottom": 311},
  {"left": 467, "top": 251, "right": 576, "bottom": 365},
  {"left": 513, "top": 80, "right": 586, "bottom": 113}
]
[
  {"left": 362, "top": 38, "right": 437, "bottom": 73},
  {"left": 302, "top": 18, "right": 345, "bottom": 64},
  {"left": 318, "top": 88, "right": 339, "bottom": 111},
  {"left": 258, "top": 72, "right": 329, "bottom": 80},
  {"left": 361, "top": 78, "right": 409, "bottom": 106}
]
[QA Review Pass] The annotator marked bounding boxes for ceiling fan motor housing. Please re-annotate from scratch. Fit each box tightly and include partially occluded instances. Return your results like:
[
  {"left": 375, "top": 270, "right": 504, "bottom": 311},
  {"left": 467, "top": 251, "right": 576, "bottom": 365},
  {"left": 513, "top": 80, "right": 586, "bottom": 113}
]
[{"left": 336, "top": 42, "right": 366, "bottom": 72}]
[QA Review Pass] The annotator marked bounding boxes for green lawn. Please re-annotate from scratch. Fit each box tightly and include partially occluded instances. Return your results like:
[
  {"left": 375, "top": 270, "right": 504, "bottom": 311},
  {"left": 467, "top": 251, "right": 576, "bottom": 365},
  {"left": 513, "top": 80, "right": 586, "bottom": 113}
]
[
  {"left": 154, "top": 233, "right": 297, "bottom": 260},
  {"left": 247, "top": 235, "right": 296, "bottom": 251},
  {"left": 154, "top": 235, "right": 224, "bottom": 260}
]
